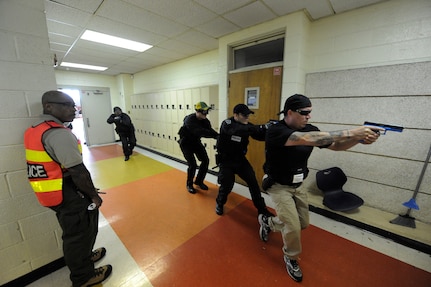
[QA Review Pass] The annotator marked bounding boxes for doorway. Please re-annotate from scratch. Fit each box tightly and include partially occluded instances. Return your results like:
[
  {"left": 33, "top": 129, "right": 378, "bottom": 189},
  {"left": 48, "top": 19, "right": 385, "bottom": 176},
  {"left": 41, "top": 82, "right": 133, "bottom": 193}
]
[
  {"left": 60, "top": 87, "right": 115, "bottom": 146},
  {"left": 228, "top": 66, "right": 282, "bottom": 185}
]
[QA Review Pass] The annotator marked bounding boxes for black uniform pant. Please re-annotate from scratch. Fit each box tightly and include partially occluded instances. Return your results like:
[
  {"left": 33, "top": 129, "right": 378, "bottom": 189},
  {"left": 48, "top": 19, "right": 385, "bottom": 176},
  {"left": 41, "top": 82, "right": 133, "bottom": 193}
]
[
  {"left": 118, "top": 131, "right": 136, "bottom": 156},
  {"left": 51, "top": 179, "right": 99, "bottom": 287},
  {"left": 180, "top": 142, "right": 209, "bottom": 186},
  {"left": 216, "top": 158, "right": 267, "bottom": 214}
]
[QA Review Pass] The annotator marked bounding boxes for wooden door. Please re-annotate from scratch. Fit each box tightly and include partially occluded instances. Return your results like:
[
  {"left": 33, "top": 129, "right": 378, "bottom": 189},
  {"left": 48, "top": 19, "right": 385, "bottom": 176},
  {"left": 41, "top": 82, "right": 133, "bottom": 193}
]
[{"left": 228, "top": 66, "right": 282, "bottom": 186}]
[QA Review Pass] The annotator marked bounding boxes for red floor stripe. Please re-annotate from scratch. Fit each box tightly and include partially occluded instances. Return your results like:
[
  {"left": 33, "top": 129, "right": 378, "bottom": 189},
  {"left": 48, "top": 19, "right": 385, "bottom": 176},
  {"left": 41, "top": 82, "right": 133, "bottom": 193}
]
[{"left": 148, "top": 200, "right": 431, "bottom": 287}]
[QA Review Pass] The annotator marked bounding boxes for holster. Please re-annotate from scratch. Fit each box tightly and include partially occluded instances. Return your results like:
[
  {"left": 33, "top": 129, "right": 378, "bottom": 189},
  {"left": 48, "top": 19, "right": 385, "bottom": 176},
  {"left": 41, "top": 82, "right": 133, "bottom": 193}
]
[
  {"left": 215, "top": 153, "right": 220, "bottom": 165},
  {"left": 262, "top": 174, "right": 275, "bottom": 191}
]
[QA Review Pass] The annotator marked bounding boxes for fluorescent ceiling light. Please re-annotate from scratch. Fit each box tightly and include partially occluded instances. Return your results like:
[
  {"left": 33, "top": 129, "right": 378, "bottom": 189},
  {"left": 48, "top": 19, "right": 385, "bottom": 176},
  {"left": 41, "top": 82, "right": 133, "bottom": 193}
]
[
  {"left": 60, "top": 62, "right": 107, "bottom": 71},
  {"left": 81, "top": 30, "right": 153, "bottom": 52}
]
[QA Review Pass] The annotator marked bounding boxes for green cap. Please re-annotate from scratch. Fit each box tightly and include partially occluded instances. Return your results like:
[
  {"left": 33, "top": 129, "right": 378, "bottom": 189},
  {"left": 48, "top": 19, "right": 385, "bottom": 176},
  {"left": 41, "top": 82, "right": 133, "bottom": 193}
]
[{"left": 195, "top": 102, "right": 210, "bottom": 111}]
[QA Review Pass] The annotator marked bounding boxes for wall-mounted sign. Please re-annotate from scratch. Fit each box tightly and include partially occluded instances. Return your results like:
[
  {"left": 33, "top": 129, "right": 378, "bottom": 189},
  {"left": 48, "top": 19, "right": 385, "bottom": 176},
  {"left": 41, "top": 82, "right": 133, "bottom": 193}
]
[{"left": 245, "top": 87, "right": 260, "bottom": 109}]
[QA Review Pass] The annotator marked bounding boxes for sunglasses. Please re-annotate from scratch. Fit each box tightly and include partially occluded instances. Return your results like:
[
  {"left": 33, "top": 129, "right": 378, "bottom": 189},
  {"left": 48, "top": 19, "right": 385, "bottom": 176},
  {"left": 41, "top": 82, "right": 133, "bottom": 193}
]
[
  {"left": 295, "top": 109, "right": 311, "bottom": 116},
  {"left": 198, "top": 109, "right": 208, "bottom": 115},
  {"left": 48, "top": 101, "right": 76, "bottom": 108}
]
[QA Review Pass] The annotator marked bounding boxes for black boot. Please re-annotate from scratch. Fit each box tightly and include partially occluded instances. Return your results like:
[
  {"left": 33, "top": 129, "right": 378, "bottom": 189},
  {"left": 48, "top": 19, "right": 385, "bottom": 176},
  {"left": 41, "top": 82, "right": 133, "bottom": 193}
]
[
  {"left": 186, "top": 182, "right": 196, "bottom": 194},
  {"left": 215, "top": 203, "right": 224, "bottom": 215},
  {"left": 194, "top": 181, "right": 208, "bottom": 190}
]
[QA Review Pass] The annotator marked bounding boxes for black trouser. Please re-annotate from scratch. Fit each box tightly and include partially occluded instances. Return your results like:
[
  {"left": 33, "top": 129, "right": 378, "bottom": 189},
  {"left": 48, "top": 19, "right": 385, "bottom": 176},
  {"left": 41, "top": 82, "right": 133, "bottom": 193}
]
[
  {"left": 216, "top": 157, "right": 267, "bottom": 214},
  {"left": 51, "top": 179, "right": 99, "bottom": 287},
  {"left": 180, "top": 141, "right": 209, "bottom": 186},
  {"left": 118, "top": 131, "right": 136, "bottom": 156}
]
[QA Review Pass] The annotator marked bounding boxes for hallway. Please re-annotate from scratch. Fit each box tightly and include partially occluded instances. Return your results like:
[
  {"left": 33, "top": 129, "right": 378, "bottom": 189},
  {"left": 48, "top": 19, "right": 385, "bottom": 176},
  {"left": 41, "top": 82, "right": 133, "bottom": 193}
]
[{"left": 27, "top": 144, "right": 431, "bottom": 287}]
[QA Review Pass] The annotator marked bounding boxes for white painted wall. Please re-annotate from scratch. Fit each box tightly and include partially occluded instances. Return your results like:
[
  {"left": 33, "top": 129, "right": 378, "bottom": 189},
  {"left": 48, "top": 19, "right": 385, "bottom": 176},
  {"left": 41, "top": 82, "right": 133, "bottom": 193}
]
[
  {"left": 132, "top": 50, "right": 219, "bottom": 93},
  {"left": 55, "top": 70, "right": 121, "bottom": 109}
]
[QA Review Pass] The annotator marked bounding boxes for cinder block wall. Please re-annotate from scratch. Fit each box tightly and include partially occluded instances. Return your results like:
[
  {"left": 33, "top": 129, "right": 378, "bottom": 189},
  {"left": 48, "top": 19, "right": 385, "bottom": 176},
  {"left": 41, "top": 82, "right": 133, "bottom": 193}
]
[
  {"left": 305, "top": 62, "right": 431, "bottom": 224},
  {"left": 0, "top": 1, "right": 61, "bottom": 285}
]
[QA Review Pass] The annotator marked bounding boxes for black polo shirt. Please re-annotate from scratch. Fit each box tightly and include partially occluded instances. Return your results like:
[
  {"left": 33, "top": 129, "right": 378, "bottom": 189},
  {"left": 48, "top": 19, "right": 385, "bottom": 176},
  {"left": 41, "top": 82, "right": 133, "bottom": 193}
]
[{"left": 264, "top": 120, "right": 321, "bottom": 185}]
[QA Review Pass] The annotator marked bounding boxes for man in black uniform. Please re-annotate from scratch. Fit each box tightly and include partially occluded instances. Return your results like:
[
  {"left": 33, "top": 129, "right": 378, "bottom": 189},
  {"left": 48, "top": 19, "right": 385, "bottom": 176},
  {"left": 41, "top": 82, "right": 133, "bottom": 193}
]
[
  {"left": 258, "top": 94, "right": 382, "bottom": 283},
  {"left": 107, "top": 107, "right": 136, "bottom": 161},
  {"left": 178, "top": 102, "right": 218, "bottom": 194},
  {"left": 215, "top": 104, "right": 273, "bottom": 217}
]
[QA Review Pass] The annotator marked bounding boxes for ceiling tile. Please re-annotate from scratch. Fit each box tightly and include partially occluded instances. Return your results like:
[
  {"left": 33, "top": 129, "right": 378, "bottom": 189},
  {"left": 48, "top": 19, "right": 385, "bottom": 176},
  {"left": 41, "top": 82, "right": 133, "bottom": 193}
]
[
  {"left": 177, "top": 30, "right": 219, "bottom": 50},
  {"left": 145, "top": 47, "right": 193, "bottom": 62},
  {"left": 263, "top": 0, "right": 306, "bottom": 16},
  {"left": 44, "top": 0, "right": 104, "bottom": 13},
  {"left": 195, "top": 17, "right": 241, "bottom": 38},
  {"left": 44, "top": 0, "right": 389, "bottom": 75},
  {"left": 304, "top": 0, "right": 334, "bottom": 20},
  {"left": 86, "top": 16, "right": 167, "bottom": 45},
  {"left": 96, "top": 0, "right": 189, "bottom": 38},
  {"left": 224, "top": 1, "right": 277, "bottom": 28},
  {"left": 44, "top": 1, "right": 92, "bottom": 28},
  {"left": 48, "top": 33, "right": 75, "bottom": 46},
  {"left": 330, "top": 0, "right": 385, "bottom": 14},
  {"left": 124, "top": 0, "right": 218, "bottom": 27},
  {"left": 158, "top": 38, "right": 206, "bottom": 57},
  {"left": 46, "top": 19, "right": 82, "bottom": 38},
  {"left": 195, "top": 0, "right": 253, "bottom": 14}
]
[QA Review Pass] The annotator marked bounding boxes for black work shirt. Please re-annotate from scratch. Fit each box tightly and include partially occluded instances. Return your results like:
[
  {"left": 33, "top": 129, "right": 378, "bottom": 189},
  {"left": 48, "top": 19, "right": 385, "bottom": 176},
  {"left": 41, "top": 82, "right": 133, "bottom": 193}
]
[
  {"left": 217, "top": 117, "right": 265, "bottom": 162},
  {"left": 107, "top": 113, "right": 134, "bottom": 134},
  {"left": 179, "top": 113, "right": 218, "bottom": 145},
  {"left": 264, "top": 120, "right": 321, "bottom": 185}
]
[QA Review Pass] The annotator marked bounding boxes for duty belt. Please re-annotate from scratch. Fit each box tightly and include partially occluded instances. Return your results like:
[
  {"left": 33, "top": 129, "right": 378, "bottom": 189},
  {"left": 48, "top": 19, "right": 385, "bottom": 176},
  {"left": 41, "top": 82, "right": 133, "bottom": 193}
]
[{"left": 283, "top": 182, "right": 302, "bottom": 188}]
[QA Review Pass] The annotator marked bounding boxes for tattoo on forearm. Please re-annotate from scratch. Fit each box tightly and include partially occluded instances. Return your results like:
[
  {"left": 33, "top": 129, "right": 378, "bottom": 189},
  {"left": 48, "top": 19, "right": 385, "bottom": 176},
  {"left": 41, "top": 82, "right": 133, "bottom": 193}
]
[
  {"left": 329, "top": 130, "right": 344, "bottom": 138},
  {"left": 290, "top": 130, "right": 348, "bottom": 146},
  {"left": 289, "top": 133, "right": 301, "bottom": 142},
  {"left": 315, "top": 136, "right": 334, "bottom": 145}
]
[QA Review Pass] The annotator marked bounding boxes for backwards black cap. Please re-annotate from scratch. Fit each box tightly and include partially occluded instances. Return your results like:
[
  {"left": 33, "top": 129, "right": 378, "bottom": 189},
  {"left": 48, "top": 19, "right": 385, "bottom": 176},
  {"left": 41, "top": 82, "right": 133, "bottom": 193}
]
[{"left": 278, "top": 94, "right": 312, "bottom": 115}]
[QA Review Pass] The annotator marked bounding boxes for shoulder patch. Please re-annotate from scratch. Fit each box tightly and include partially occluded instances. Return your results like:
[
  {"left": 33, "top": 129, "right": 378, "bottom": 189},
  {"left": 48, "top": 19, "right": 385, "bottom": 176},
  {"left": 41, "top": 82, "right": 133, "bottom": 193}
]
[{"left": 224, "top": 119, "right": 232, "bottom": 125}]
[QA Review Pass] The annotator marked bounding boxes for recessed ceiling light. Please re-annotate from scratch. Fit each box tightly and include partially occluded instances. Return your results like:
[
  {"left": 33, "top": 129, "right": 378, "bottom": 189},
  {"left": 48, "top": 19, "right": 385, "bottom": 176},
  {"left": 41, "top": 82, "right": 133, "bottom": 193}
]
[
  {"left": 81, "top": 30, "right": 153, "bottom": 52},
  {"left": 60, "top": 62, "right": 108, "bottom": 71}
]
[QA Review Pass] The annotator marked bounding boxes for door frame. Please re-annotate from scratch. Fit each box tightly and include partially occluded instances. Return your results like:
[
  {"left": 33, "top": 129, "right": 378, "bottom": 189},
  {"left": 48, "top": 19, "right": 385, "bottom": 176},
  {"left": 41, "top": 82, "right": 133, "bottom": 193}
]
[{"left": 58, "top": 85, "right": 115, "bottom": 146}]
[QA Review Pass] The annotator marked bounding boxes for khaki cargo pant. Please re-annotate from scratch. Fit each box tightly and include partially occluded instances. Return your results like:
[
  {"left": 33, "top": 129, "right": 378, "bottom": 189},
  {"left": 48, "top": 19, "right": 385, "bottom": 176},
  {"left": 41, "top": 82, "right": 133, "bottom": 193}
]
[{"left": 266, "top": 183, "right": 309, "bottom": 260}]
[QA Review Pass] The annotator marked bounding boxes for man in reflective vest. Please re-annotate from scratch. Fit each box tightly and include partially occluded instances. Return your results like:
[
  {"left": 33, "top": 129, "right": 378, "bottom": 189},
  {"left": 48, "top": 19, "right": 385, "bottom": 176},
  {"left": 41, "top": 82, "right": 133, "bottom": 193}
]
[{"left": 24, "top": 90, "right": 112, "bottom": 287}]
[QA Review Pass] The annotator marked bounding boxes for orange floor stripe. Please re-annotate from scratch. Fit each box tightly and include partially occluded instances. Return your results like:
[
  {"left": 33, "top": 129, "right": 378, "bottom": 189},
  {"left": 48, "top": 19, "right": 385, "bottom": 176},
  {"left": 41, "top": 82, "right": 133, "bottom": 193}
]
[
  {"left": 100, "top": 168, "right": 246, "bottom": 271},
  {"left": 83, "top": 144, "right": 124, "bottom": 162}
]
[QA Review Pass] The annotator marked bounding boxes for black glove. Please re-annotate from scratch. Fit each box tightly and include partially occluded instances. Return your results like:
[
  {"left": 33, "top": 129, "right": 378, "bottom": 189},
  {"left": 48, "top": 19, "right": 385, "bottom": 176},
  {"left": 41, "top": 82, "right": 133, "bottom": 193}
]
[
  {"left": 248, "top": 125, "right": 260, "bottom": 133},
  {"left": 262, "top": 120, "right": 277, "bottom": 130},
  {"left": 262, "top": 174, "right": 275, "bottom": 191}
]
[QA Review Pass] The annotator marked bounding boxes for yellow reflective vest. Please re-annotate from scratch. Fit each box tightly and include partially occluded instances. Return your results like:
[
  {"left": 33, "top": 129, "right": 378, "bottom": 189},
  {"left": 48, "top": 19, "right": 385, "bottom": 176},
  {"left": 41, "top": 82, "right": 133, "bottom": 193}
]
[{"left": 24, "top": 121, "right": 80, "bottom": 207}]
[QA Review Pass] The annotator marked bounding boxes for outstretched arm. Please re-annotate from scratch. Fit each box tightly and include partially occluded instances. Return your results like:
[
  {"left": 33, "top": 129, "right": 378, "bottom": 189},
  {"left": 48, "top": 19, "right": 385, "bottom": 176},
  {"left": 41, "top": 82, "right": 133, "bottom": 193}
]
[{"left": 285, "top": 126, "right": 382, "bottom": 150}]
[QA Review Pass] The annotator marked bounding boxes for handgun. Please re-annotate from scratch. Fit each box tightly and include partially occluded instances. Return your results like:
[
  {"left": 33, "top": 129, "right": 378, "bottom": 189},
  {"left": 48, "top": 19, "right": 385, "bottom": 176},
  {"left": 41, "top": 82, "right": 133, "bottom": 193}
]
[{"left": 364, "top": 121, "right": 404, "bottom": 135}]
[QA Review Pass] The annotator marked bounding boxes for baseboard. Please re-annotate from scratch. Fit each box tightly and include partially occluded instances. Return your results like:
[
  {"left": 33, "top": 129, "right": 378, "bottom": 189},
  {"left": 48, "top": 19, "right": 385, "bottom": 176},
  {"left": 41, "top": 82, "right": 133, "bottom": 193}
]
[
  {"left": 1, "top": 258, "right": 65, "bottom": 287},
  {"left": 309, "top": 205, "right": 431, "bottom": 255}
]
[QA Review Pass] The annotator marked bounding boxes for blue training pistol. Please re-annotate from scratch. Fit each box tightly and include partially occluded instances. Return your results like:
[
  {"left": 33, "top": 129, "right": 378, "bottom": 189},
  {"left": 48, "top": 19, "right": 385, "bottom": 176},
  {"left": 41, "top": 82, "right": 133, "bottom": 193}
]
[{"left": 364, "top": 121, "right": 404, "bottom": 135}]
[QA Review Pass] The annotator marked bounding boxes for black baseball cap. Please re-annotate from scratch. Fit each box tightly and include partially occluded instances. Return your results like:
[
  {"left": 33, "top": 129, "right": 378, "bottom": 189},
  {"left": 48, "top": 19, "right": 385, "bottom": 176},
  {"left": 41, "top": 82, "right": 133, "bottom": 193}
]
[
  {"left": 278, "top": 94, "right": 312, "bottom": 115},
  {"left": 233, "top": 104, "right": 254, "bottom": 115}
]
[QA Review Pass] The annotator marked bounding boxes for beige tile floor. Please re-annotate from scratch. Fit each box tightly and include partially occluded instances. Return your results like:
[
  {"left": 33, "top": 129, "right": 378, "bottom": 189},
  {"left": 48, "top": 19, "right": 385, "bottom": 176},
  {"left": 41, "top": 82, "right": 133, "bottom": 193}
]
[{"left": 27, "top": 145, "right": 431, "bottom": 287}]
